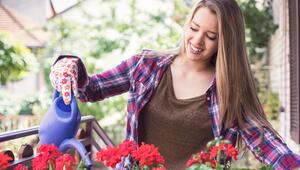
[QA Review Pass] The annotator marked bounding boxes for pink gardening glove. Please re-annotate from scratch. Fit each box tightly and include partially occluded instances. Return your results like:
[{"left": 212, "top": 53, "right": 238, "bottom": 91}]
[{"left": 49, "top": 57, "right": 79, "bottom": 105}]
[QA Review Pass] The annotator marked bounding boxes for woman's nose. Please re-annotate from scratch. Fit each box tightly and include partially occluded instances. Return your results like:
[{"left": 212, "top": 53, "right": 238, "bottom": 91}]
[{"left": 193, "top": 33, "right": 205, "bottom": 46}]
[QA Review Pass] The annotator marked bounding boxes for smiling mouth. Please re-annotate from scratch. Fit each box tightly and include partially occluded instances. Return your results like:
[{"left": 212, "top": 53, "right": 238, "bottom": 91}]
[{"left": 189, "top": 42, "right": 203, "bottom": 54}]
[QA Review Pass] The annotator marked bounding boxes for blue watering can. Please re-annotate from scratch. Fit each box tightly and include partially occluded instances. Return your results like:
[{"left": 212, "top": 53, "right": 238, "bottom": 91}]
[{"left": 39, "top": 90, "right": 92, "bottom": 168}]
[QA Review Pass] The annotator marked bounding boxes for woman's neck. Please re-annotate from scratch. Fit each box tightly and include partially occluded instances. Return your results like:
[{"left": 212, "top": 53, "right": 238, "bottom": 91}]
[{"left": 172, "top": 54, "right": 215, "bottom": 76}]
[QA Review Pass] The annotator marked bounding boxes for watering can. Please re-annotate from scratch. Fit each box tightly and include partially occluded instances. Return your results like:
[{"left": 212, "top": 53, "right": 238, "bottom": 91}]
[{"left": 39, "top": 90, "right": 92, "bottom": 168}]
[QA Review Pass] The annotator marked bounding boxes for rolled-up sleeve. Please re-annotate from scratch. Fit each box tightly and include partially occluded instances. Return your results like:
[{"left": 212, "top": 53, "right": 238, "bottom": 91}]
[
  {"left": 239, "top": 117, "right": 300, "bottom": 170},
  {"left": 78, "top": 55, "right": 140, "bottom": 102}
]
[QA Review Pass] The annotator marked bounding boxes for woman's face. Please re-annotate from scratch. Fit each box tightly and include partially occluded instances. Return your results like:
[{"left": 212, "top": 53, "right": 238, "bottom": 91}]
[{"left": 184, "top": 6, "right": 219, "bottom": 63}]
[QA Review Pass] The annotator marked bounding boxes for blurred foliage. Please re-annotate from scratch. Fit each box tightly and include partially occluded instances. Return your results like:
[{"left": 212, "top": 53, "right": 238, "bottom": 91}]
[
  {"left": 238, "top": 0, "right": 278, "bottom": 63},
  {"left": 263, "top": 91, "right": 280, "bottom": 120},
  {"left": 0, "top": 31, "right": 37, "bottom": 85},
  {"left": 253, "top": 62, "right": 280, "bottom": 120},
  {"left": 0, "top": 91, "right": 51, "bottom": 116},
  {"left": 237, "top": 0, "right": 280, "bottom": 120}
]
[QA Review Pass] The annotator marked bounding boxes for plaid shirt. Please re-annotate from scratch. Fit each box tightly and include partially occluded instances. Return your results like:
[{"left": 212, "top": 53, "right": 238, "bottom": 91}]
[{"left": 77, "top": 49, "right": 300, "bottom": 169}]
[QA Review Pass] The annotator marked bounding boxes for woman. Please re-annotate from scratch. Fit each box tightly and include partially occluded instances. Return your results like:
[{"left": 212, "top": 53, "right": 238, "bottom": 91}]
[{"left": 50, "top": 0, "right": 300, "bottom": 169}]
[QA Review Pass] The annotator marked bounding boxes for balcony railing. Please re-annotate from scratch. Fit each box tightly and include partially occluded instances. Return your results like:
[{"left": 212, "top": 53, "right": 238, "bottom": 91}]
[{"left": 0, "top": 115, "right": 114, "bottom": 169}]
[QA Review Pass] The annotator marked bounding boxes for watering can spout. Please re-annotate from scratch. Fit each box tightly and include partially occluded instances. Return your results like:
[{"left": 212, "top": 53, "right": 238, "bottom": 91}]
[{"left": 59, "top": 138, "right": 93, "bottom": 168}]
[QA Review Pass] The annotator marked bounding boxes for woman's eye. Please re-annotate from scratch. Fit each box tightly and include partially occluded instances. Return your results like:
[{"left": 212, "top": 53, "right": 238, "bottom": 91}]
[
  {"left": 207, "top": 35, "right": 217, "bottom": 40},
  {"left": 190, "top": 27, "right": 197, "bottom": 31}
]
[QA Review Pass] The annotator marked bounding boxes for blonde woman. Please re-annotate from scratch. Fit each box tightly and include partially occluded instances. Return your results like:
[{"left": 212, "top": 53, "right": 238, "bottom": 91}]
[{"left": 50, "top": 0, "right": 300, "bottom": 169}]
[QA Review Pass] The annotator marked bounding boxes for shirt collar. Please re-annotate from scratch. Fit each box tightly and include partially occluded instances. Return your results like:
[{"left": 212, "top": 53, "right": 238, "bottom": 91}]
[{"left": 157, "top": 53, "right": 176, "bottom": 68}]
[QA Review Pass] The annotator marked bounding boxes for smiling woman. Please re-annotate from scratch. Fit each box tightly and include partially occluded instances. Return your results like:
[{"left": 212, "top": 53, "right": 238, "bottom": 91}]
[
  {"left": 49, "top": 0, "right": 300, "bottom": 169},
  {"left": 183, "top": 6, "right": 218, "bottom": 63}
]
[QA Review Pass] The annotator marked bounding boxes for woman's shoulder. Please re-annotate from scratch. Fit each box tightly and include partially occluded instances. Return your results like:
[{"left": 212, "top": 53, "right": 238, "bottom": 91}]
[{"left": 126, "top": 49, "right": 178, "bottom": 70}]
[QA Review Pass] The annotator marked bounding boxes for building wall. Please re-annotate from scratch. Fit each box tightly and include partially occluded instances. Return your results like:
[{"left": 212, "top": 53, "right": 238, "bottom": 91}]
[
  {"left": 268, "top": 0, "right": 300, "bottom": 152},
  {"left": 0, "top": 0, "right": 47, "bottom": 97},
  {"left": 1, "top": 0, "right": 47, "bottom": 24}
]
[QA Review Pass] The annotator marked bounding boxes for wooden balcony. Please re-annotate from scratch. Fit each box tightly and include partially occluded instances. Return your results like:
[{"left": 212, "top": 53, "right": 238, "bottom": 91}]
[{"left": 0, "top": 115, "right": 114, "bottom": 169}]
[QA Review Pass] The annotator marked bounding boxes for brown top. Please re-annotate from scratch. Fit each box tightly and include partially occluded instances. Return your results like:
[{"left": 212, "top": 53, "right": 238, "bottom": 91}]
[{"left": 138, "top": 67, "right": 214, "bottom": 170}]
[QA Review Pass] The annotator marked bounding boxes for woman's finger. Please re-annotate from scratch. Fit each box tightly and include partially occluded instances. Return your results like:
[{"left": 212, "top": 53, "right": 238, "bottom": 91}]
[
  {"left": 61, "top": 76, "right": 72, "bottom": 105},
  {"left": 49, "top": 68, "right": 61, "bottom": 92}
]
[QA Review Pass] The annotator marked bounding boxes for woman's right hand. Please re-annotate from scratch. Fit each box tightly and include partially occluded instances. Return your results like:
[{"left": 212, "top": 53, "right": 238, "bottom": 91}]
[{"left": 49, "top": 57, "right": 79, "bottom": 105}]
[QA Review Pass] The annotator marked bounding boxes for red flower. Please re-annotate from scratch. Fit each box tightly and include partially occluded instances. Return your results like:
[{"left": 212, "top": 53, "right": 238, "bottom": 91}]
[
  {"left": 96, "top": 147, "right": 122, "bottom": 168},
  {"left": 225, "top": 144, "right": 238, "bottom": 160},
  {"left": 186, "top": 155, "right": 200, "bottom": 167},
  {"left": 37, "top": 144, "right": 62, "bottom": 158},
  {"left": 13, "top": 164, "right": 28, "bottom": 170},
  {"left": 198, "top": 151, "right": 210, "bottom": 162},
  {"left": 211, "top": 159, "right": 217, "bottom": 169},
  {"left": 132, "top": 142, "right": 165, "bottom": 167},
  {"left": 95, "top": 141, "right": 166, "bottom": 169},
  {"left": 33, "top": 144, "right": 63, "bottom": 170},
  {"left": 118, "top": 140, "right": 138, "bottom": 157},
  {"left": 32, "top": 153, "right": 49, "bottom": 170},
  {"left": 0, "top": 153, "right": 12, "bottom": 170},
  {"left": 55, "top": 154, "right": 76, "bottom": 170},
  {"left": 209, "top": 145, "right": 219, "bottom": 159}
]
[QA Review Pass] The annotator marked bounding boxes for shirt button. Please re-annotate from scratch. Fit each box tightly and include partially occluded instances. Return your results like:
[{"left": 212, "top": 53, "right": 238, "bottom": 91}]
[{"left": 207, "top": 97, "right": 210, "bottom": 101}]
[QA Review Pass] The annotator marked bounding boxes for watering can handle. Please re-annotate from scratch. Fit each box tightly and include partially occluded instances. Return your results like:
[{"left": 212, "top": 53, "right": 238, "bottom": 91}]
[
  {"left": 53, "top": 89, "right": 60, "bottom": 101},
  {"left": 53, "top": 89, "right": 76, "bottom": 102},
  {"left": 52, "top": 90, "right": 78, "bottom": 117}
]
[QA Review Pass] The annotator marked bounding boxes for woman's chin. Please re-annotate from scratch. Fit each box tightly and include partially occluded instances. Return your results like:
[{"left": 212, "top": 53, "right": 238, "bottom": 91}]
[{"left": 186, "top": 52, "right": 204, "bottom": 61}]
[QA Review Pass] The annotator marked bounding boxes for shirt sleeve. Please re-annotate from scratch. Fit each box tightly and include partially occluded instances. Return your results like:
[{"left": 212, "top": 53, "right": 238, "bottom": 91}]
[
  {"left": 238, "top": 116, "right": 300, "bottom": 170},
  {"left": 78, "top": 54, "right": 141, "bottom": 102}
]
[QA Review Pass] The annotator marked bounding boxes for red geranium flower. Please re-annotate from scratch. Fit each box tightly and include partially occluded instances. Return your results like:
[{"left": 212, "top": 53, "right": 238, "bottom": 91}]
[
  {"left": 13, "top": 164, "right": 28, "bottom": 170},
  {"left": 55, "top": 154, "right": 76, "bottom": 170},
  {"left": 96, "top": 146, "right": 122, "bottom": 168},
  {"left": 118, "top": 140, "right": 138, "bottom": 157},
  {"left": 211, "top": 159, "right": 217, "bottom": 169},
  {"left": 0, "top": 153, "right": 12, "bottom": 170},
  {"left": 225, "top": 144, "right": 238, "bottom": 160},
  {"left": 32, "top": 152, "right": 50, "bottom": 170},
  {"left": 198, "top": 151, "right": 210, "bottom": 162},
  {"left": 131, "top": 142, "right": 165, "bottom": 167},
  {"left": 32, "top": 144, "right": 63, "bottom": 170},
  {"left": 37, "top": 144, "right": 62, "bottom": 163},
  {"left": 96, "top": 141, "right": 166, "bottom": 169},
  {"left": 186, "top": 155, "right": 200, "bottom": 167},
  {"left": 209, "top": 145, "right": 219, "bottom": 159}
]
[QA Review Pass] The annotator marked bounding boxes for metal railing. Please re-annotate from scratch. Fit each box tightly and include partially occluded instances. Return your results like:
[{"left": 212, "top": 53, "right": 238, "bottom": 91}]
[{"left": 0, "top": 115, "right": 114, "bottom": 169}]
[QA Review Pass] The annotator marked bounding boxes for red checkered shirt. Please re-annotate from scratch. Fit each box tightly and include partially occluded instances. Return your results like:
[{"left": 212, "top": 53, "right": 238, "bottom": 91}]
[{"left": 76, "top": 49, "right": 300, "bottom": 170}]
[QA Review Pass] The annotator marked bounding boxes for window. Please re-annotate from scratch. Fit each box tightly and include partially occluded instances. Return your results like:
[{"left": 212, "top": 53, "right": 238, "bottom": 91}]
[{"left": 289, "top": 0, "right": 300, "bottom": 143}]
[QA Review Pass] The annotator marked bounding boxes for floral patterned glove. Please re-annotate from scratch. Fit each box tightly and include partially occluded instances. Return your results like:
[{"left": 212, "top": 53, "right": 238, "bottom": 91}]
[{"left": 49, "top": 57, "right": 79, "bottom": 105}]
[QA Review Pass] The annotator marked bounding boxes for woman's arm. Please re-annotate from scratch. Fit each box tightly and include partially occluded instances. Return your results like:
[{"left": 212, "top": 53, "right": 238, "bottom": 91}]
[
  {"left": 51, "top": 54, "right": 141, "bottom": 103},
  {"left": 77, "top": 54, "right": 140, "bottom": 102},
  {"left": 238, "top": 117, "right": 300, "bottom": 169}
]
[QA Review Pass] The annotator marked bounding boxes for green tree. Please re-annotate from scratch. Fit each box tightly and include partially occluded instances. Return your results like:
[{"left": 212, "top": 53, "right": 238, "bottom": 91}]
[
  {"left": 238, "top": 0, "right": 278, "bottom": 63},
  {"left": 0, "top": 31, "right": 36, "bottom": 85},
  {"left": 42, "top": 0, "right": 184, "bottom": 120}
]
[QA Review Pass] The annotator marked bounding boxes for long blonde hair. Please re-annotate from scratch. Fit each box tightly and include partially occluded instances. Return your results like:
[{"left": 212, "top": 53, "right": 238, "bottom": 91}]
[{"left": 178, "top": 0, "right": 278, "bottom": 144}]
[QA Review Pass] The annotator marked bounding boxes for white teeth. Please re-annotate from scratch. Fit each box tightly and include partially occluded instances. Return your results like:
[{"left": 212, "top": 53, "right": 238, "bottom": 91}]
[{"left": 190, "top": 43, "right": 203, "bottom": 53}]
